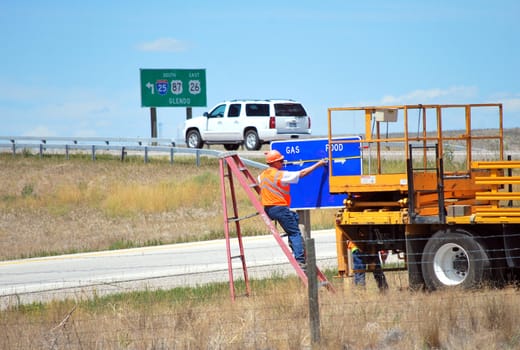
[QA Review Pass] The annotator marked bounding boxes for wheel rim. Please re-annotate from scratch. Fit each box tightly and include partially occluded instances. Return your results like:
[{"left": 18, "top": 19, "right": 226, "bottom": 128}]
[
  {"left": 433, "top": 243, "right": 469, "bottom": 286},
  {"left": 188, "top": 134, "right": 198, "bottom": 148},
  {"left": 245, "top": 133, "right": 257, "bottom": 149}
]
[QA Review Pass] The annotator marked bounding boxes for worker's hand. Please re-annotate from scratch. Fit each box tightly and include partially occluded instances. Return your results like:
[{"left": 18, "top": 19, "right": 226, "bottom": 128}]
[
  {"left": 319, "top": 158, "right": 328, "bottom": 167},
  {"left": 302, "top": 158, "right": 328, "bottom": 178},
  {"left": 379, "top": 250, "right": 388, "bottom": 264}
]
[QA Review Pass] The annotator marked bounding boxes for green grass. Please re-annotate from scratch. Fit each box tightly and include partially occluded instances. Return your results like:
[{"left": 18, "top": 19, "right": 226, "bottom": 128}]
[{"left": 7, "top": 269, "right": 329, "bottom": 314}]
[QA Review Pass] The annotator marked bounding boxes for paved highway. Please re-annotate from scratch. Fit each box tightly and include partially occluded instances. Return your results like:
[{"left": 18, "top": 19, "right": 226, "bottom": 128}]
[{"left": 0, "top": 229, "right": 339, "bottom": 308}]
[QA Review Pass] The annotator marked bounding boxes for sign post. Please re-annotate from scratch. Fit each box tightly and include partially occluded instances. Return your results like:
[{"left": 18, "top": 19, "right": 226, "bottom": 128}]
[{"left": 150, "top": 107, "right": 157, "bottom": 138}]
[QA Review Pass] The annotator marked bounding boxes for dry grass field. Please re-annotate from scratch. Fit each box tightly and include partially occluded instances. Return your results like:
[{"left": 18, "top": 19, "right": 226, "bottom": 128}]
[
  {"left": 1, "top": 151, "right": 520, "bottom": 349},
  {"left": 1, "top": 275, "right": 519, "bottom": 349},
  {"left": 0, "top": 153, "right": 338, "bottom": 260}
]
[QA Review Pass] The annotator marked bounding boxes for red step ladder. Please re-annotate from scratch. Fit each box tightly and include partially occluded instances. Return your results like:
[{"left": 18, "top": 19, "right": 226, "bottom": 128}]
[{"left": 219, "top": 152, "right": 334, "bottom": 300}]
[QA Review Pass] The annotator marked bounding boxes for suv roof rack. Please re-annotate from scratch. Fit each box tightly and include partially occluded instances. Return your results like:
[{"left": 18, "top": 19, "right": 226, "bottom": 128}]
[{"left": 228, "top": 99, "right": 296, "bottom": 102}]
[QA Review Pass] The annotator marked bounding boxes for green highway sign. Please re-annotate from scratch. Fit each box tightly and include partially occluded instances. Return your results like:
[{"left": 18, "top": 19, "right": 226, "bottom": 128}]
[{"left": 140, "top": 69, "right": 207, "bottom": 107}]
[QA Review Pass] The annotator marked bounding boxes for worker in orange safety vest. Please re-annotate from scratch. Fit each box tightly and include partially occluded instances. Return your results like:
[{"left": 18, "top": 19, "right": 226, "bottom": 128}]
[{"left": 259, "top": 150, "right": 327, "bottom": 269}]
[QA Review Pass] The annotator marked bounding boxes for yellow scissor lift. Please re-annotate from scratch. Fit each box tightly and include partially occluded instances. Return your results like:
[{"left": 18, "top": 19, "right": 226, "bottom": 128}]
[{"left": 327, "top": 103, "right": 520, "bottom": 290}]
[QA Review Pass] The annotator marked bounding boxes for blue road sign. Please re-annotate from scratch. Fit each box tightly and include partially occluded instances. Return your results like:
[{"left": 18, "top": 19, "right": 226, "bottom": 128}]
[{"left": 271, "top": 137, "right": 361, "bottom": 209}]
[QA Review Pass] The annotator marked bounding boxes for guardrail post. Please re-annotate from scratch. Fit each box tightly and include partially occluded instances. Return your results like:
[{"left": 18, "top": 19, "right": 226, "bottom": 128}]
[
  {"left": 65, "top": 144, "right": 70, "bottom": 160},
  {"left": 196, "top": 150, "right": 200, "bottom": 167},
  {"left": 11, "top": 143, "right": 15, "bottom": 156},
  {"left": 144, "top": 146, "right": 149, "bottom": 163},
  {"left": 121, "top": 147, "right": 126, "bottom": 162},
  {"left": 92, "top": 145, "right": 96, "bottom": 161},
  {"left": 170, "top": 148, "right": 174, "bottom": 164},
  {"left": 39, "top": 144, "right": 43, "bottom": 159}
]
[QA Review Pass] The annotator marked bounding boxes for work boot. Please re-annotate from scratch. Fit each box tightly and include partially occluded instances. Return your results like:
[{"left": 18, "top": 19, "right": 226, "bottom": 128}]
[{"left": 298, "top": 262, "right": 307, "bottom": 274}]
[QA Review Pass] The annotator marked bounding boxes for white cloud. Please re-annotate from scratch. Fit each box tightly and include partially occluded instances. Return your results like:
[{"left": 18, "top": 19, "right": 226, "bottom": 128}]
[
  {"left": 136, "top": 38, "right": 190, "bottom": 52},
  {"left": 22, "top": 126, "right": 57, "bottom": 137},
  {"left": 503, "top": 96, "right": 520, "bottom": 112},
  {"left": 381, "top": 86, "right": 478, "bottom": 105}
]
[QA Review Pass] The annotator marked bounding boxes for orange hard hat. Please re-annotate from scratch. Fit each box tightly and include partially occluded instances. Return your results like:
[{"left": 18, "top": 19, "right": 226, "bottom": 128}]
[{"left": 265, "top": 150, "right": 284, "bottom": 164}]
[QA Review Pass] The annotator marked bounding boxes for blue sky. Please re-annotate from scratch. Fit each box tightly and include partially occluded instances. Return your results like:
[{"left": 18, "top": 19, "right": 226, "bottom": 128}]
[{"left": 1, "top": 1, "right": 519, "bottom": 142}]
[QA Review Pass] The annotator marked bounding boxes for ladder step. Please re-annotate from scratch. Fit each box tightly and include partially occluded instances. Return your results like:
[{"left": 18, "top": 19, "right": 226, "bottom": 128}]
[
  {"left": 477, "top": 207, "right": 520, "bottom": 213},
  {"left": 412, "top": 167, "right": 437, "bottom": 172},
  {"left": 475, "top": 176, "right": 520, "bottom": 185},
  {"left": 476, "top": 212, "right": 520, "bottom": 217},
  {"left": 231, "top": 254, "right": 244, "bottom": 260},
  {"left": 475, "top": 207, "right": 520, "bottom": 217},
  {"left": 227, "top": 212, "right": 259, "bottom": 222},
  {"left": 476, "top": 192, "right": 520, "bottom": 200},
  {"left": 472, "top": 160, "right": 520, "bottom": 169}
]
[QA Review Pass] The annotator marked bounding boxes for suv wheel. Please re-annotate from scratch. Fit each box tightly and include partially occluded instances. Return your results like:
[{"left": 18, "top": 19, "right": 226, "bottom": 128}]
[
  {"left": 244, "top": 130, "right": 261, "bottom": 151},
  {"left": 186, "top": 129, "right": 203, "bottom": 148}
]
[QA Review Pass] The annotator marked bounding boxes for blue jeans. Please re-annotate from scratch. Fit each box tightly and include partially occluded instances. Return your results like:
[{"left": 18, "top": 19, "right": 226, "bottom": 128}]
[
  {"left": 264, "top": 206, "right": 305, "bottom": 264},
  {"left": 352, "top": 249, "right": 366, "bottom": 286},
  {"left": 352, "top": 249, "right": 388, "bottom": 290}
]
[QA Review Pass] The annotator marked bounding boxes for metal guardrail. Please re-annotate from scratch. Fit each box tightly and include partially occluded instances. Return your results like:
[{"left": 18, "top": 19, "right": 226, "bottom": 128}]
[
  {"left": 0, "top": 136, "right": 268, "bottom": 169},
  {"left": 0, "top": 136, "right": 176, "bottom": 146}
]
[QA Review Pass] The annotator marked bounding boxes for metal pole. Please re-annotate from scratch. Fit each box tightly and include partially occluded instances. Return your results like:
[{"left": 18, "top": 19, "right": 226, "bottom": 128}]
[
  {"left": 306, "top": 238, "right": 321, "bottom": 344},
  {"left": 508, "top": 155, "right": 513, "bottom": 207}
]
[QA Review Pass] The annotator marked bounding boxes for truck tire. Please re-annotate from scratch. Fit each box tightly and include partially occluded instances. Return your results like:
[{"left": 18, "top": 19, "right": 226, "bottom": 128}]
[
  {"left": 186, "top": 129, "right": 203, "bottom": 149},
  {"left": 244, "top": 130, "right": 261, "bottom": 151},
  {"left": 421, "top": 230, "right": 489, "bottom": 290}
]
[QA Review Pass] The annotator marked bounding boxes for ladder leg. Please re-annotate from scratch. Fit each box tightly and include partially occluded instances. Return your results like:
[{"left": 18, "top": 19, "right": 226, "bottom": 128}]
[
  {"left": 220, "top": 159, "right": 236, "bottom": 300},
  {"left": 227, "top": 164, "right": 251, "bottom": 297},
  {"left": 220, "top": 158, "right": 251, "bottom": 300}
]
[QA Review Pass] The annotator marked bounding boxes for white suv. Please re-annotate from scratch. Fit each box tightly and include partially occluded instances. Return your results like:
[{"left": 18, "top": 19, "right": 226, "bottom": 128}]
[{"left": 183, "top": 99, "right": 311, "bottom": 151}]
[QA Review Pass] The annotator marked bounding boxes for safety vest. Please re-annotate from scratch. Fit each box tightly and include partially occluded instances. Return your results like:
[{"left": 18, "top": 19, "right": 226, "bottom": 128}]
[
  {"left": 347, "top": 241, "right": 359, "bottom": 252},
  {"left": 259, "top": 167, "right": 291, "bottom": 206}
]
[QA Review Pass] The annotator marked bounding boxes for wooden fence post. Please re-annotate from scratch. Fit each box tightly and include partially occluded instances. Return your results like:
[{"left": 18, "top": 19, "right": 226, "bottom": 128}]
[{"left": 306, "top": 238, "right": 321, "bottom": 345}]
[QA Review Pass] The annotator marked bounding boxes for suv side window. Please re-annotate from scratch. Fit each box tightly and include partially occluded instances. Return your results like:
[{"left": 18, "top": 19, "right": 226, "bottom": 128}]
[
  {"left": 228, "top": 103, "right": 241, "bottom": 117},
  {"left": 208, "top": 104, "right": 226, "bottom": 118},
  {"left": 246, "top": 103, "right": 269, "bottom": 117}
]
